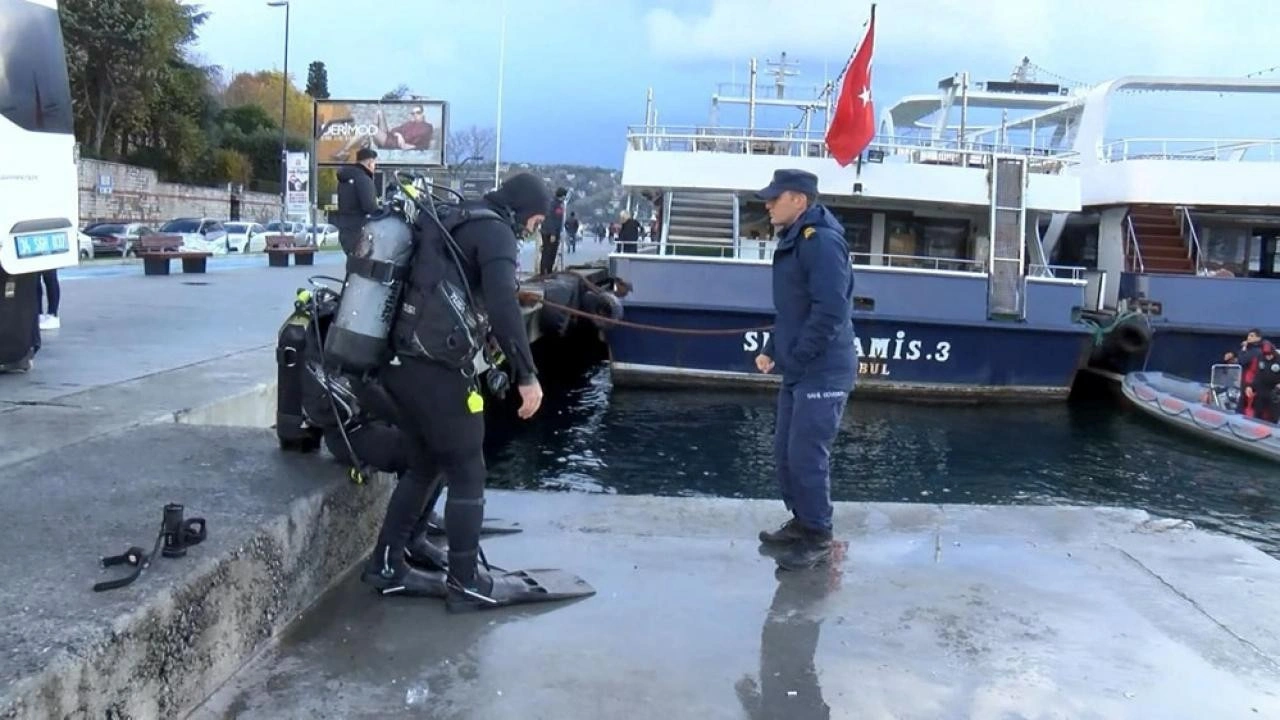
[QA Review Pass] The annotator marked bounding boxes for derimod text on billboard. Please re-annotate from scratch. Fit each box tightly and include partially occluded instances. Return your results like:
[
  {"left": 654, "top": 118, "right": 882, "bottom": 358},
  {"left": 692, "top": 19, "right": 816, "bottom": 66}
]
[{"left": 314, "top": 99, "right": 447, "bottom": 168}]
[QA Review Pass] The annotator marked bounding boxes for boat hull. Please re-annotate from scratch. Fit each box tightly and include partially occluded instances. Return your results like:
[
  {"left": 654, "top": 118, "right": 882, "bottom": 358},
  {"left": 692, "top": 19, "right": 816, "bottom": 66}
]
[
  {"left": 1121, "top": 371, "right": 1280, "bottom": 463},
  {"left": 1097, "top": 327, "right": 1261, "bottom": 383},
  {"left": 606, "top": 304, "right": 1092, "bottom": 401}
]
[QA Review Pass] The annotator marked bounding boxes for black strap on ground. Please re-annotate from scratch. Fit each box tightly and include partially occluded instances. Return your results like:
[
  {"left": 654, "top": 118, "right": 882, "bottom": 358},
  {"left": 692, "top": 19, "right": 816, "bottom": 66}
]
[{"left": 93, "top": 512, "right": 208, "bottom": 592}]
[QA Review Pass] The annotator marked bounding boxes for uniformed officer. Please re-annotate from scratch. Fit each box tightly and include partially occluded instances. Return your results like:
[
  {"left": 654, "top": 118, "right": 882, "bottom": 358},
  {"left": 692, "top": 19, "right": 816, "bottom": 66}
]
[{"left": 752, "top": 169, "right": 857, "bottom": 571}]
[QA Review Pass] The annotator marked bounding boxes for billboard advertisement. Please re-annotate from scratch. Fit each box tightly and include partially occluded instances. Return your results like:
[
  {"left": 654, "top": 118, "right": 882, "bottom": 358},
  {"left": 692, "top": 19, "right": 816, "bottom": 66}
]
[
  {"left": 314, "top": 99, "right": 447, "bottom": 168},
  {"left": 285, "top": 151, "right": 310, "bottom": 217}
]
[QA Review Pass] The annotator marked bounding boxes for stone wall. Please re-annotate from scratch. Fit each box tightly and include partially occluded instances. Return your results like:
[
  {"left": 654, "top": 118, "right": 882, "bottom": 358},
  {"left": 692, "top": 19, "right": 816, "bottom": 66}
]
[{"left": 78, "top": 159, "right": 282, "bottom": 226}]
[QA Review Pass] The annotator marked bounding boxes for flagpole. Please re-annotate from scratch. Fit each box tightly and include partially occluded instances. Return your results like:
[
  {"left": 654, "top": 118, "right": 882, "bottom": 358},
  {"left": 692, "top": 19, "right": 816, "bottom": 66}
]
[{"left": 833, "top": 3, "right": 875, "bottom": 91}]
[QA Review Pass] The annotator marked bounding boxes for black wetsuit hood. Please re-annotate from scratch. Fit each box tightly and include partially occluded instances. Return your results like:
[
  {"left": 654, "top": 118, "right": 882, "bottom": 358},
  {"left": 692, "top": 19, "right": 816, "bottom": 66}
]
[{"left": 484, "top": 172, "right": 553, "bottom": 228}]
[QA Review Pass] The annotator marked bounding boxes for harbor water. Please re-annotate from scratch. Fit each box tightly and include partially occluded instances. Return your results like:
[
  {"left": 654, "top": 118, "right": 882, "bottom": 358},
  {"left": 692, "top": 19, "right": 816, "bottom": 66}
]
[{"left": 485, "top": 348, "right": 1280, "bottom": 559}]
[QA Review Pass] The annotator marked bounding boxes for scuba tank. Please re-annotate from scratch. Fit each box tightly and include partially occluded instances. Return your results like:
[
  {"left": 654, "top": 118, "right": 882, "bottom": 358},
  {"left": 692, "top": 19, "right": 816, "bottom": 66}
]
[
  {"left": 323, "top": 212, "right": 417, "bottom": 372},
  {"left": 276, "top": 288, "right": 325, "bottom": 452}
]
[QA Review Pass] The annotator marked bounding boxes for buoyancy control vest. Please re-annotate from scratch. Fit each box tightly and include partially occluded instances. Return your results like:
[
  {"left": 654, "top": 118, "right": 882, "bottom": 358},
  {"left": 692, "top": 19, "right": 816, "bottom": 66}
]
[{"left": 389, "top": 201, "right": 505, "bottom": 371}]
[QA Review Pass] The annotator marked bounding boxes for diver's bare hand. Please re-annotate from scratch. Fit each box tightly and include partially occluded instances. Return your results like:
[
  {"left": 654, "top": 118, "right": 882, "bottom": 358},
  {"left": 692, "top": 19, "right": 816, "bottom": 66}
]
[
  {"left": 517, "top": 380, "right": 543, "bottom": 419},
  {"left": 755, "top": 354, "right": 775, "bottom": 374}
]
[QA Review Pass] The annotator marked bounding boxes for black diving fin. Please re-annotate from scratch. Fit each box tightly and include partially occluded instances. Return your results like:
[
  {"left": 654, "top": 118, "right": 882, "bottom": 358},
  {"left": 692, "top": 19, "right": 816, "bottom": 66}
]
[
  {"left": 425, "top": 510, "right": 523, "bottom": 537},
  {"left": 446, "top": 568, "right": 596, "bottom": 614}
]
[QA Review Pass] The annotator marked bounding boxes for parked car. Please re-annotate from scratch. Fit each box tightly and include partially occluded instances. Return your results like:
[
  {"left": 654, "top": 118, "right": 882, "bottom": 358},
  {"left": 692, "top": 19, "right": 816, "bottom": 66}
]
[
  {"left": 264, "top": 220, "right": 311, "bottom": 247},
  {"left": 223, "top": 221, "right": 268, "bottom": 253},
  {"left": 155, "top": 218, "right": 229, "bottom": 254},
  {"left": 306, "top": 223, "right": 339, "bottom": 247},
  {"left": 81, "top": 222, "right": 156, "bottom": 257}
]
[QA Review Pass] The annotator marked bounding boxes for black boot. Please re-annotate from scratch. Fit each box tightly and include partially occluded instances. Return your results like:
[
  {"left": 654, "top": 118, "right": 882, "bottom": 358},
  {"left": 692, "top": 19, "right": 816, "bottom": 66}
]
[
  {"left": 444, "top": 548, "right": 488, "bottom": 613},
  {"left": 774, "top": 525, "right": 834, "bottom": 571},
  {"left": 759, "top": 517, "right": 806, "bottom": 545},
  {"left": 360, "top": 543, "right": 448, "bottom": 597},
  {"left": 405, "top": 512, "right": 448, "bottom": 572},
  {"left": 359, "top": 473, "right": 445, "bottom": 596}
]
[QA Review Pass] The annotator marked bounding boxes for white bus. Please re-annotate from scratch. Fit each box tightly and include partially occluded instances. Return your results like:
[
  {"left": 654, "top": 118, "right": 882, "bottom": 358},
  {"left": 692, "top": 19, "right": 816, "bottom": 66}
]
[{"left": 0, "top": 0, "right": 79, "bottom": 369}]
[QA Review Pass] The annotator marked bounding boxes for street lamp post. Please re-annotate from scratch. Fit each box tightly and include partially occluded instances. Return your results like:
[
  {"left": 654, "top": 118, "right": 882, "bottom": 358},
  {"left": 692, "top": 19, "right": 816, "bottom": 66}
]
[
  {"left": 268, "top": 0, "right": 290, "bottom": 222},
  {"left": 494, "top": 6, "right": 506, "bottom": 190}
]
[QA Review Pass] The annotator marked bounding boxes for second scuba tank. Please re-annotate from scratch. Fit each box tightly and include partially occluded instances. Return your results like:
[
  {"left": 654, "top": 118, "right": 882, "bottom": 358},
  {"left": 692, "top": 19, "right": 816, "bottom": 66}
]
[
  {"left": 276, "top": 290, "right": 324, "bottom": 452},
  {"left": 324, "top": 212, "right": 417, "bottom": 372}
]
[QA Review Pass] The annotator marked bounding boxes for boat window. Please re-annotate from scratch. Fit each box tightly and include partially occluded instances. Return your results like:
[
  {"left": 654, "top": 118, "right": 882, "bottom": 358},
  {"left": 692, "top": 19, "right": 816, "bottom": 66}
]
[
  {"left": 824, "top": 207, "right": 873, "bottom": 257},
  {"left": 1051, "top": 224, "right": 1099, "bottom": 270}
]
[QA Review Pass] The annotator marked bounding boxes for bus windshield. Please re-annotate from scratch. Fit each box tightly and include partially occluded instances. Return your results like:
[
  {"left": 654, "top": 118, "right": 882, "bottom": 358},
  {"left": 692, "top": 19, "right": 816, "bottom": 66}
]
[{"left": 0, "top": 0, "right": 79, "bottom": 275}]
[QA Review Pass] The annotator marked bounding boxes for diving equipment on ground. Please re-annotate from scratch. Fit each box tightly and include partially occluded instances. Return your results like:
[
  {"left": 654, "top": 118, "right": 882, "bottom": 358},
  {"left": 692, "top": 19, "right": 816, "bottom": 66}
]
[{"left": 93, "top": 503, "right": 207, "bottom": 592}]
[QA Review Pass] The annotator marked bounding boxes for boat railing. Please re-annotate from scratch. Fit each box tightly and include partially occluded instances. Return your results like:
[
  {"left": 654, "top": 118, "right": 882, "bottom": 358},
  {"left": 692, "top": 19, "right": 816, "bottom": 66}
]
[
  {"left": 620, "top": 241, "right": 989, "bottom": 274},
  {"left": 1124, "top": 214, "right": 1145, "bottom": 273},
  {"left": 1027, "top": 264, "right": 1088, "bottom": 281},
  {"left": 1100, "top": 137, "right": 1280, "bottom": 162},
  {"left": 850, "top": 252, "right": 985, "bottom": 274},
  {"left": 1178, "top": 206, "right": 1205, "bottom": 275},
  {"left": 626, "top": 126, "right": 1079, "bottom": 173}
]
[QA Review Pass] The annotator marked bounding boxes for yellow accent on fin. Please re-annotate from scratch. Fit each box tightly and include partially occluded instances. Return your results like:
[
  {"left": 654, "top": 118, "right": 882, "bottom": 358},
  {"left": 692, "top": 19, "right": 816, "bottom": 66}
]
[
  {"left": 466, "top": 390, "right": 485, "bottom": 414},
  {"left": 803, "top": 226, "right": 816, "bottom": 239}
]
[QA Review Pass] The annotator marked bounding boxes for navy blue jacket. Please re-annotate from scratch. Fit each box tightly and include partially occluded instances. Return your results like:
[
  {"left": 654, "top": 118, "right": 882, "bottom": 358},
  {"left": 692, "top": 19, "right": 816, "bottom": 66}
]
[{"left": 763, "top": 204, "right": 856, "bottom": 385}]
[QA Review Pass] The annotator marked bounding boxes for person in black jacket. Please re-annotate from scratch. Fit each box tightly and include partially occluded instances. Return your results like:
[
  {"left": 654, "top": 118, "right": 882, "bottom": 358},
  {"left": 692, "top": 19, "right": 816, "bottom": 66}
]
[
  {"left": 362, "top": 172, "right": 549, "bottom": 611},
  {"left": 1246, "top": 341, "right": 1280, "bottom": 423},
  {"left": 539, "top": 187, "right": 567, "bottom": 274},
  {"left": 334, "top": 148, "right": 379, "bottom": 254},
  {"left": 617, "top": 210, "right": 641, "bottom": 253}
]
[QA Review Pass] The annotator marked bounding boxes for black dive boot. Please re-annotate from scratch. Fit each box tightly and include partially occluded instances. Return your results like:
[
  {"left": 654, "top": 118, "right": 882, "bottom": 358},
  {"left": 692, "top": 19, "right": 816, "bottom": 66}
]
[
  {"left": 361, "top": 544, "right": 449, "bottom": 597},
  {"left": 405, "top": 512, "right": 449, "bottom": 572},
  {"left": 774, "top": 526, "right": 835, "bottom": 571}
]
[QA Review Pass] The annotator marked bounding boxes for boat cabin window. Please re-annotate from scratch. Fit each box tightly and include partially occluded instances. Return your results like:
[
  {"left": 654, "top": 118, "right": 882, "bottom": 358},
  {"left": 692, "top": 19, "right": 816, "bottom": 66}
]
[
  {"left": 1049, "top": 222, "right": 1099, "bottom": 270},
  {"left": 823, "top": 207, "right": 872, "bottom": 258},
  {"left": 883, "top": 213, "right": 972, "bottom": 269},
  {"left": 1200, "top": 224, "right": 1280, "bottom": 278}
]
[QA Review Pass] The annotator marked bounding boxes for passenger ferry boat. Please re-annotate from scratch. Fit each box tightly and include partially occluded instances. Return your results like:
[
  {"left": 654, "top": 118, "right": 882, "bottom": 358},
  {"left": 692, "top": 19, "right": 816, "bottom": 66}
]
[
  {"left": 1002, "top": 75, "right": 1280, "bottom": 383},
  {"left": 604, "top": 57, "right": 1097, "bottom": 400}
]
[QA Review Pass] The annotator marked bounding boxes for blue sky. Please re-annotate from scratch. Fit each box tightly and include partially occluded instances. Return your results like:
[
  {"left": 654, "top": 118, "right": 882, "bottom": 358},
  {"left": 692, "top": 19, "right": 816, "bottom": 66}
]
[{"left": 192, "top": 0, "right": 1280, "bottom": 169}]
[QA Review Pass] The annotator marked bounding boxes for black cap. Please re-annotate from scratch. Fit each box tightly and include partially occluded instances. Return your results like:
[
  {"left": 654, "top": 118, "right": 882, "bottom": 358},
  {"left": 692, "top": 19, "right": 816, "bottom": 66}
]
[
  {"left": 356, "top": 148, "right": 378, "bottom": 162},
  {"left": 756, "top": 169, "right": 818, "bottom": 200},
  {"left": 555, "top": 187, "right": 568, "bottom": 198},
  {"left": 485, "top": 172, "right": 553, "bottom": 226}
]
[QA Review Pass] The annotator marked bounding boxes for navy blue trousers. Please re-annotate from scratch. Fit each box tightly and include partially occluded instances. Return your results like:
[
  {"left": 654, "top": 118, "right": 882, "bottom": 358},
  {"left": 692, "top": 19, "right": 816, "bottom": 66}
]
[{"left": 773, "top": 380, "right": 849, "bottom": 533}]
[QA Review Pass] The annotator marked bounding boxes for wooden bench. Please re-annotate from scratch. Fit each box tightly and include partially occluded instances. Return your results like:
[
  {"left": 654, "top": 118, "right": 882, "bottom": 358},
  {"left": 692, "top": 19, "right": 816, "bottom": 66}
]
[
  {"left": 266, "top": 246, "right": 317, "bottom": 267},
  {"left": 139, "top": 251, "right": 213, "bottom": 276}
]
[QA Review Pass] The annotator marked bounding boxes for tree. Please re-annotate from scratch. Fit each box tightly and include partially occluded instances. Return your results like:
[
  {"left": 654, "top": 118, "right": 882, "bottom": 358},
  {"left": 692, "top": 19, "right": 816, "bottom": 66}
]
[
  {"left": 447, "top": 125, "right": 497, "bottom": 165},
  {"left": 305, "top": 61, "right": 329, "bottom": 99},
  {"left": 211, "top": 148, "right": 254, "bottom": 185},
  {"left": 60, "top": 0, "right": 214, "bottom": 160},
  {"left": 382, "top": 84, "right": 411, "bottom": 101},
  {"left": 223, "top": 70, "right": 314, "bottom": 139}
]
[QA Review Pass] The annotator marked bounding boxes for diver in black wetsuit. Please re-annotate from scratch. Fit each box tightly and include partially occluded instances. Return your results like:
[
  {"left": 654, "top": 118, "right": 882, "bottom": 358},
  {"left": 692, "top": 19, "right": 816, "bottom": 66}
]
[{"left": 361, "top": 172, "right": 551, "bottom": 611}]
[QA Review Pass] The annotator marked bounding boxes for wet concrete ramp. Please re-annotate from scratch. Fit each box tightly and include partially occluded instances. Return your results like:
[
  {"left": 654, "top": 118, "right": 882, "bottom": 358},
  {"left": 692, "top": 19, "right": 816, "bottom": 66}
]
[{"left": 191, "top": 495, "right": 1280, "bottom": 720}]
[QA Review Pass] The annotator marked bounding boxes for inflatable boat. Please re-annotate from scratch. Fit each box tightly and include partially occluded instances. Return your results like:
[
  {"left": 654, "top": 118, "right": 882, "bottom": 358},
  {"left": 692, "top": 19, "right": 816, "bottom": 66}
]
[{"left": 1121, "top": 367, "right": 1280, "bottom": 463}]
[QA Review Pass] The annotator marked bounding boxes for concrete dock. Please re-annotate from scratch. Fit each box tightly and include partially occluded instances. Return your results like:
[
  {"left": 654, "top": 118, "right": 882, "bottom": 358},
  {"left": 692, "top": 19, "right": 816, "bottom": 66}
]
[
  {"left": 3, "top": 250, "right": 1280, "bottom": 719},
  {"left": 188, "top": 496, "right": 1280, "bottom": 720}
]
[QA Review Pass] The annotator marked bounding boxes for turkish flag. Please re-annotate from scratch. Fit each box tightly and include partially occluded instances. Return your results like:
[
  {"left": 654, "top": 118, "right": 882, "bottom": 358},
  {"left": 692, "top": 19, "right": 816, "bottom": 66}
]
[{"left": 825, "top": 14, "right": 876, "bottom": 167}]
